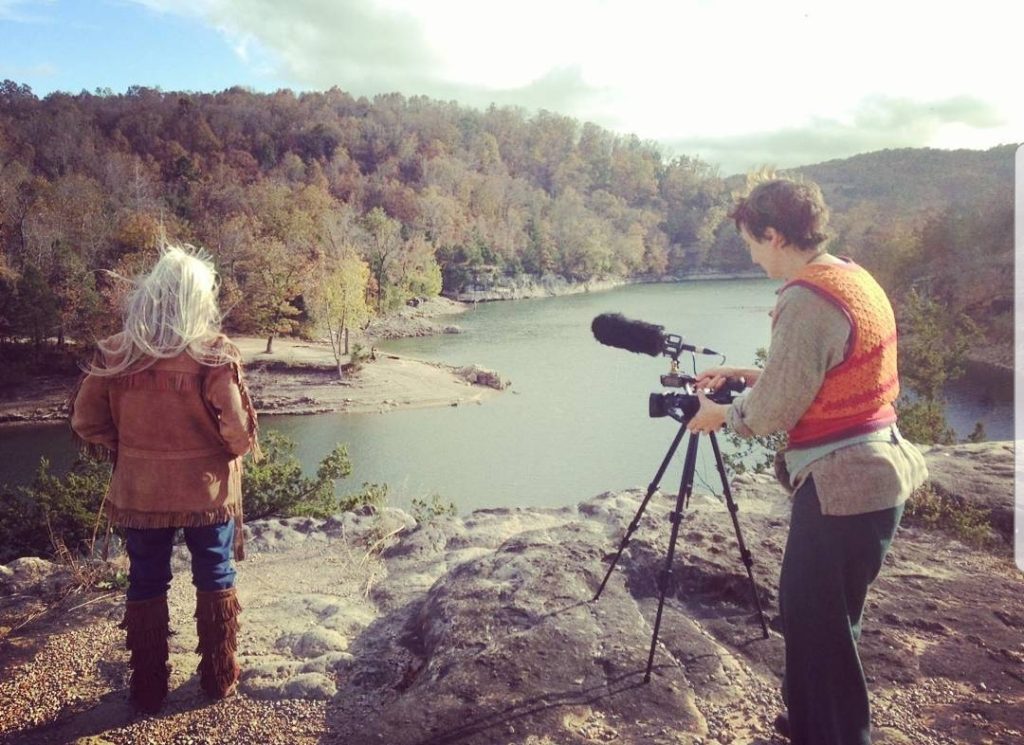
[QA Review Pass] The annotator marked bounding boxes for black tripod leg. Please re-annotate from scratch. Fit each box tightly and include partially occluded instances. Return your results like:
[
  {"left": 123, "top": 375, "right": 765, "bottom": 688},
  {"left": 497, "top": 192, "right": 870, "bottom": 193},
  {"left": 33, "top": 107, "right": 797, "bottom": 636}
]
[
  {"left": 644, "top": 432, "right": 700, "bottom": 683},
  {"left": 593, "top": 421, "right": 689, "bottom": 602},
  {"left": 708, "top": 431, "right": 770, "bottom": 639}
]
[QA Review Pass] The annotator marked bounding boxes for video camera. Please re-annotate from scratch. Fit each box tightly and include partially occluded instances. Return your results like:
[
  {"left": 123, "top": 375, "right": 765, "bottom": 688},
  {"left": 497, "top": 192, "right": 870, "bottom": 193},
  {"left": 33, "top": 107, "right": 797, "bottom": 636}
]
[
  {"left": 648, "top": 374, "right": 746, "bottom": 420},
  {"left": 590, "top": 313, "right": 746, "bottom": 422}
]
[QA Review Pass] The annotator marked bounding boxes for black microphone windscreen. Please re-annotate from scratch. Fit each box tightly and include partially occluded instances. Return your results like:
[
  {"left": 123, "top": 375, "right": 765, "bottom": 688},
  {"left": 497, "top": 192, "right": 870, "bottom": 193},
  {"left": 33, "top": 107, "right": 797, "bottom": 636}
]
[{"left": 591, "top": 313, "right": 664, "bottom": 356}]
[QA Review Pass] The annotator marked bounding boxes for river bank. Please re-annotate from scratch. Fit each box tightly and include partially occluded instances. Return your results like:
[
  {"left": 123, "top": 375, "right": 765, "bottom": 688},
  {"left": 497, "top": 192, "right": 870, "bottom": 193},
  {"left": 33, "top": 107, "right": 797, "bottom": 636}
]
[
  {"left": 0, "top": 297, "right": 505, "bottom": 426},
  {"left": 240, "top": 342, "right": 506, "bottom": 417},
  {"left": 442, "top": 271, "right": 771, "bottom": 303},
  {"left": 0, "top": 285, "right": 1012, "bottom": 426},
  {"left": 444, "top": 273, "right": 631, "bottom": 302}
]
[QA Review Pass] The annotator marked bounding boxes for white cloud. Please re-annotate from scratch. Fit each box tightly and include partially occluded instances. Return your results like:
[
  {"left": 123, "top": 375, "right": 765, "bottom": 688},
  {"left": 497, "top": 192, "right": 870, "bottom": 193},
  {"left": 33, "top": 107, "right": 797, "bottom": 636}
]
[
  {"left": 666, "top": 95, "right": 1008, "bottom": 174},
  {"left": 122, "top": 0, "right": 1024, "bottom": 169}
]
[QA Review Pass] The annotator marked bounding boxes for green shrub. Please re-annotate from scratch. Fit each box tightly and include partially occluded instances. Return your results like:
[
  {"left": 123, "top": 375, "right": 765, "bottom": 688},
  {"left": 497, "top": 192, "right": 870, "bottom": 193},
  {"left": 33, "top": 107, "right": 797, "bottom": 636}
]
[
  {"left": 965, "top": 421, "right": 987, "bottom": 443},
  {"left": 721, "top": 428, "right": 787, "bottom": 476},
  {"left": 1, "top": 432, "right": 385, "bottom": 562},
  {"left": 896, "top": 397, "right": 956, "bottom": 445},
  {"left": 895, "top": 288, "right": 977, "bottom": 445},
  {"left": 410, "top": 494, "right": 457, "bottom": 524},
  {"left": 902, "top": 484, "right": 998, "bottom": 549},
  {"left": 348, "top": 482, "right": 389, "bottom": 513},
  {"left": 242, "top": 431, "right": 383, "bottom": 520},
  {"left": 347, "top": 342, "right": 374, "bottom": 374},
  {"left": 0, "top": 453, "right": 113, "bottom": 563}
]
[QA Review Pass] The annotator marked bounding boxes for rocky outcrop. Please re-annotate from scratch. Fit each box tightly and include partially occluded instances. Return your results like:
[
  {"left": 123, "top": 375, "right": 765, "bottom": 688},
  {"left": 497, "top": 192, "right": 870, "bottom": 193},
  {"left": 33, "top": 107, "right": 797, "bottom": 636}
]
[
  {"left": 0, "top": 557, "right": 74, "bottom": 599},
  {"left": 921, "top": 441, "right": 1015, "bottom": 540},
  {"left": 445, "top": 272, "right": 772, "bottom": 303},
  {"left": 2, "top": 444, "right": 1021, "bottom": 744},
  {"left": 455, "top": 364, "right": 509, "bottom": 390},
  {"left": 966, "top": 345, "right": 1014, "bottom": 377},
  {"left": 446, "top": 274, "right": 627, "bottom": 302},
  {"left": 364, "top": 317, "right": 462, "bottom": 341}
]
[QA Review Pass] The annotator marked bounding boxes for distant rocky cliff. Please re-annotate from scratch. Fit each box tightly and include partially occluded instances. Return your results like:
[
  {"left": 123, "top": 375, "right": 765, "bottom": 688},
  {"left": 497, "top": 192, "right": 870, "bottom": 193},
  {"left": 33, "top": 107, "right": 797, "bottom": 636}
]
[
  {"left": 445, "top": 273, "right": 628, "bottom": 302},
  {"left": 1, "top": 442, "right": 1021, "bottom": 744}
]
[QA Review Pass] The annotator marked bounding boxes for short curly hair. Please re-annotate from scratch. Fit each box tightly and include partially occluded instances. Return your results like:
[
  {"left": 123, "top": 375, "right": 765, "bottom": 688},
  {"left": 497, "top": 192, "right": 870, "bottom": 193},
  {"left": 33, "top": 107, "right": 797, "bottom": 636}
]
[{"left": 729, "top": 177, "right": 830, "bottom": 251}]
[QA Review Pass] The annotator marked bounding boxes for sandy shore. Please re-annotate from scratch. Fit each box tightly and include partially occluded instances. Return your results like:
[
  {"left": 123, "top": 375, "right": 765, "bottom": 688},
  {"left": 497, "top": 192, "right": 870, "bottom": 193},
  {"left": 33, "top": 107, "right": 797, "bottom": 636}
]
[
  {"left": 0, "top": 297, "right": 505, "bottom": 425},
  {"left": 238, "top": 339, "right": 504, "bottom": 416}
]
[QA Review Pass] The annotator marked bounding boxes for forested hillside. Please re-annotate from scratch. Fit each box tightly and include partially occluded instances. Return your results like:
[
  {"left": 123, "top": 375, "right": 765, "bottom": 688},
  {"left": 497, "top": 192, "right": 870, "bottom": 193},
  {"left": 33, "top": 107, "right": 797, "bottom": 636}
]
[
  {"left": 0, "top": 80, "right": 1014, "bottom": 378},
  {"left": 797, "top": 146, "right": 1013, "bottom": 214},
  {"left": 0, "top": 81, "right": 727, "bottom": 357}
]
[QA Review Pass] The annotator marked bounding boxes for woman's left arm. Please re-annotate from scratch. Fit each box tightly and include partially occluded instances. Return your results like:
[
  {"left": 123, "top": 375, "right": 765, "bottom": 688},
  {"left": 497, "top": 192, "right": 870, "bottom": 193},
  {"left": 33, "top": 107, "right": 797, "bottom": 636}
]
[{"left": 204, "top": 363, "right": 257, "bottom": 457}]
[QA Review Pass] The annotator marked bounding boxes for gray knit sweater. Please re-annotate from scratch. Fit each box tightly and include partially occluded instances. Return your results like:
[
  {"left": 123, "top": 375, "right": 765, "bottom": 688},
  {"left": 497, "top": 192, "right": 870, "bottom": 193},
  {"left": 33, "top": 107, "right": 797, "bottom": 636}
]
[{"left": 726, "top": 285, "right": 928, "bottom": 516}]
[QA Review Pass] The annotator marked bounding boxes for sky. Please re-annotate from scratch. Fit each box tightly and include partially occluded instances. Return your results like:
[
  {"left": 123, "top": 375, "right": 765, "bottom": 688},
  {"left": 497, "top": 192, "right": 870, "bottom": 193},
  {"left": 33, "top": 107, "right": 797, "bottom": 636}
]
[{"left": 0, "top": 0, "right": 1020, "bottom": 174}]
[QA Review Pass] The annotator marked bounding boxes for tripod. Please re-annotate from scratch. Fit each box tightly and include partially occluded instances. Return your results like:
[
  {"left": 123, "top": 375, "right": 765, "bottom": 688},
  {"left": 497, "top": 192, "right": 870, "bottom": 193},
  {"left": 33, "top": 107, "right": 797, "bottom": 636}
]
[{"left": 592, "top": 420, "right": 770, "bottom": 683}]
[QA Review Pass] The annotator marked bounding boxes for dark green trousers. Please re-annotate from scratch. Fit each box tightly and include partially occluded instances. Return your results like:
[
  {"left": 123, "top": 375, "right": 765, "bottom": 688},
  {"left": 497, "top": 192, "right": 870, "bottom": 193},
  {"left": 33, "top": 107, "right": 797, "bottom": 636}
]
[{"left": 779, "top": 477, "right": 904, "bottom": 745}]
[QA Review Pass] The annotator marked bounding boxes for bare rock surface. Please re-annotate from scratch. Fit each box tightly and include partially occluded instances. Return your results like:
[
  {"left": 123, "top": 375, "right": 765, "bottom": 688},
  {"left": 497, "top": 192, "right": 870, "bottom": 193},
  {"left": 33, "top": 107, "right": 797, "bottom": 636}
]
[{"left": 2, "top": 453, "right": 1022, "bottom": 744}]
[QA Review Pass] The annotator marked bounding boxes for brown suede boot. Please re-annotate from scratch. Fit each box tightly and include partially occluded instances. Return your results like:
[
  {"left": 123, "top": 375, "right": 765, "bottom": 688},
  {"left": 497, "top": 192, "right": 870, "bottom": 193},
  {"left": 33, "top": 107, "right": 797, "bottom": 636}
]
[
  {"left": 119, "top": 595, "right": 171, "bottom": 713},
  {"left": 194, "top": 587, "right": 241, "bottom": 699}
]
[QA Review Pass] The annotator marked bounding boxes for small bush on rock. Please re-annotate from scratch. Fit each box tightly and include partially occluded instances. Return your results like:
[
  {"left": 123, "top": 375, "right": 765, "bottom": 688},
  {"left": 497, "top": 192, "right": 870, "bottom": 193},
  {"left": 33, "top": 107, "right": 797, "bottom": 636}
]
[
  {"left": 410, "top": 494, "right": 457, "bottom": 525},
  {"left": 242, "top": 431, "right": 383, "bottom": 520},
  {"left": 902, "top": 484, "right": 999, "bottom": 549}
]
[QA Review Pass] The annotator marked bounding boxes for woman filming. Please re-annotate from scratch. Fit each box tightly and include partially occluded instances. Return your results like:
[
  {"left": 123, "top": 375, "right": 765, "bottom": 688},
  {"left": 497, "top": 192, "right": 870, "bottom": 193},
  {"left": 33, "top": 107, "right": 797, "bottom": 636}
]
[
  {"left": 688, "top": 177, "right": 927, "bottom": 745},
  {"left": 71, "top": 244, "right": 259, "bottom": 713}
]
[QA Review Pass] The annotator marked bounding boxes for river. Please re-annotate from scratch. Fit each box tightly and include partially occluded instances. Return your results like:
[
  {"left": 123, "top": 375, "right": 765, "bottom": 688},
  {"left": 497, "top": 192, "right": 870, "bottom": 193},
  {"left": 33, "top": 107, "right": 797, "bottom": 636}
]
[{"left": 0, "top": 280, "right": 1014, "bottom": 512}]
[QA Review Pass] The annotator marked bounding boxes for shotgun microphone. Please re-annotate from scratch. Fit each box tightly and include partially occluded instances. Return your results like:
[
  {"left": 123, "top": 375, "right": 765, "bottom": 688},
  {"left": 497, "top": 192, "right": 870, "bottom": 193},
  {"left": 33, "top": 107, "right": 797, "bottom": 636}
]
[{"left": 591, "top": 313, "right": 719, "bottom": 358}]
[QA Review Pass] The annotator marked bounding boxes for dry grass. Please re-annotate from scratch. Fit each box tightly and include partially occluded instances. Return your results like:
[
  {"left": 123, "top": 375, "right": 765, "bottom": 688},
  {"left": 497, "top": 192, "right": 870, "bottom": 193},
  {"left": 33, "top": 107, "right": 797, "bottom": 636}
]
[{"left": 0, "top": 513, "right": 132, "bottom": 639}]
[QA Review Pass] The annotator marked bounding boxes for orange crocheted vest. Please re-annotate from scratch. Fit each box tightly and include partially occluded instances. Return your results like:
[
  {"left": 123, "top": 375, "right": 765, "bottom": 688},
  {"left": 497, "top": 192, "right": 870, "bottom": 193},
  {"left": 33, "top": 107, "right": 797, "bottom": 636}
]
[{"left": 783, "top": 262, "right": 899, "bottom": 447}]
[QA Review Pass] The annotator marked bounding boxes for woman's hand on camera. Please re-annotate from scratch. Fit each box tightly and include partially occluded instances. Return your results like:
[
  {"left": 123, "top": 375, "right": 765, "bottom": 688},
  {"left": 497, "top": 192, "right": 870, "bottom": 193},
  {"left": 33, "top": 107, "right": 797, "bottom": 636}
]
[
  {"left": 695, "top": 366, "right": 759, "bottom": 392},
  {"left": 695, "top": 367, "right": 739, "bottom": 392},
  {"left": 686, "top": 391, "right": 729, "bottom": 434}
]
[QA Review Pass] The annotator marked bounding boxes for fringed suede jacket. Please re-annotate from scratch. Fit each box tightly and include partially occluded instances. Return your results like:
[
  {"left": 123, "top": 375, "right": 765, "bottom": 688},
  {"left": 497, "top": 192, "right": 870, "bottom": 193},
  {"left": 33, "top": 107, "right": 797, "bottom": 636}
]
[{"left": 70, "top": 334, "right": 260, "bottom": 559}]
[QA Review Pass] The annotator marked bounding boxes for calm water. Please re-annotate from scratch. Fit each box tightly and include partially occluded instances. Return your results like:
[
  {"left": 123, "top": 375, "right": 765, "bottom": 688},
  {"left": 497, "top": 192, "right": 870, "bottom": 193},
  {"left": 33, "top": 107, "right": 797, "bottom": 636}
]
[{"left": 0, "top": 280, "right": 1014, "bottom": 512}]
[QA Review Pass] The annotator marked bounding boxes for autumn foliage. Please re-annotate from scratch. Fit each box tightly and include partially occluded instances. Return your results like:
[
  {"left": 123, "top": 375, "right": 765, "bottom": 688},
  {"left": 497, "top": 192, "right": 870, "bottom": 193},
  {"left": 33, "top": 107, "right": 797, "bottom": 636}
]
[{"left": 0, "top": 80, "right": 1013, "bottom": 382}]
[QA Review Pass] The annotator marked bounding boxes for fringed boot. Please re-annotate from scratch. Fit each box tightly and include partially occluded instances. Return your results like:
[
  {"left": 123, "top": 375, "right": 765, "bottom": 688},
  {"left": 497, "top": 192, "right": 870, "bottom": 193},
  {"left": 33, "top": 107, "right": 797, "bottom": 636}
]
[
  {"left": 120, "top": 594, "right": 171, "bottom": 713},
  {"left": 194, "top": 587, "right": 241, "bottom": 699}
]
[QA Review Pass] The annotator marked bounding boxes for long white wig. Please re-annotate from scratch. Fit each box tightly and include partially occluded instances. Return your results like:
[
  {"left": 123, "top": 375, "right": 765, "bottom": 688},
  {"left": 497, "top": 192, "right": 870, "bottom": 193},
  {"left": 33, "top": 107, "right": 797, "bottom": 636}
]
[{"left": 89, "top": 244, "right": 239, "bottom": 376}]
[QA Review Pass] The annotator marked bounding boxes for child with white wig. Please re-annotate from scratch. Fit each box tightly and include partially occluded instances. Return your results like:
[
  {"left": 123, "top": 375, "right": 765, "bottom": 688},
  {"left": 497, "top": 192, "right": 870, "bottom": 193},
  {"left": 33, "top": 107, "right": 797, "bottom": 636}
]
[{"left": 71, "top": 243, "right": 260, "bottom": 713}]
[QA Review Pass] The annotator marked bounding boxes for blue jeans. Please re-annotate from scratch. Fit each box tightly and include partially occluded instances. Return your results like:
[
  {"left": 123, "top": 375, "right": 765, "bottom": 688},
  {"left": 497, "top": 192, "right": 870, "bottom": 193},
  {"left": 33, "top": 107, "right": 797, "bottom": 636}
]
[{"left": 125, "top": 520, "right": 236, "bottom": 601}]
